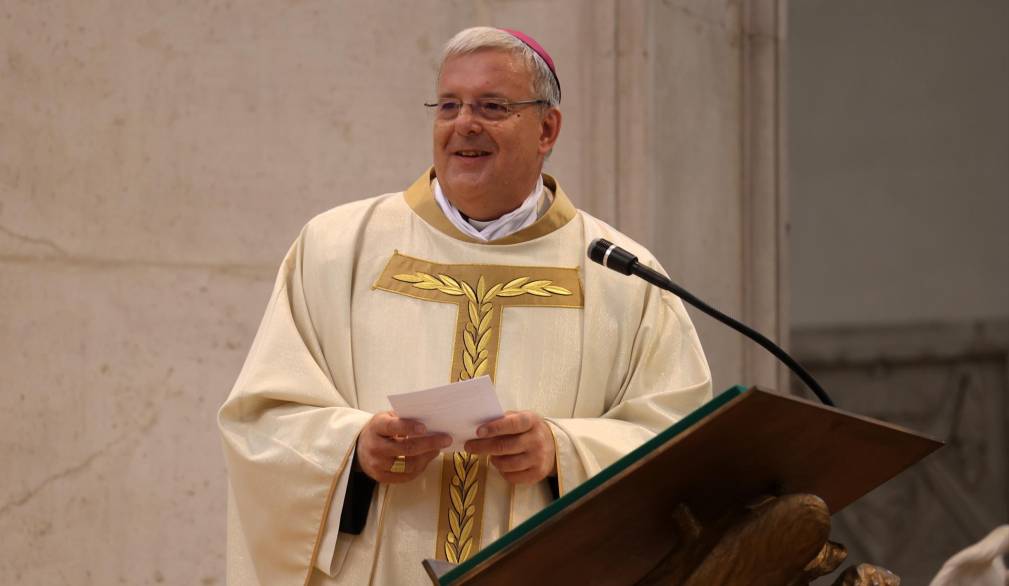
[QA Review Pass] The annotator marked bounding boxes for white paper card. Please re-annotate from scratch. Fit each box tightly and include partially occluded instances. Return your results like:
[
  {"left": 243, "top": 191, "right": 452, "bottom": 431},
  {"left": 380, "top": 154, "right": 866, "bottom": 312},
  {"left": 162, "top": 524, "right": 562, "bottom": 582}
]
[{"left": 387, "top": 376, "right": 504, "bottom": 452}]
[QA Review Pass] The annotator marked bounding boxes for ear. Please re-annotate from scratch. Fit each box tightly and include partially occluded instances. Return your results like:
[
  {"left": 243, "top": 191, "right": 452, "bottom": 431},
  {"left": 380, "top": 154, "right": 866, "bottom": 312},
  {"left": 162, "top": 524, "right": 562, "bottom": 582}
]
[{"left": 538, "top": 108, "right": 562, "bottom": 155}]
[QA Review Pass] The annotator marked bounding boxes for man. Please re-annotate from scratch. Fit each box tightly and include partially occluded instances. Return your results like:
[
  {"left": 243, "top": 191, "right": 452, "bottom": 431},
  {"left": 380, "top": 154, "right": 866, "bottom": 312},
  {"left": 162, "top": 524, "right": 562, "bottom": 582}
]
[{"left": 219, "top": 27, "right": 711, "bottom": 585}]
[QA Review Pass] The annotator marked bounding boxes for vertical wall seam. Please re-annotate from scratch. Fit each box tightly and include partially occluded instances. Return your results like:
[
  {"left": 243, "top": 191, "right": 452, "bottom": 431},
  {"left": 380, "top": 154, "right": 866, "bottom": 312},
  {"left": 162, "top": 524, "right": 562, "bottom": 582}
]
[
  {"left": 613, "top": 0, "right": 622, "bottom": 231},
  {"left": 774, "top": 0, "right": 787, "bottom": 390},
  {"left": 739, "top": 0, "right": 753, "bottom": 380}
]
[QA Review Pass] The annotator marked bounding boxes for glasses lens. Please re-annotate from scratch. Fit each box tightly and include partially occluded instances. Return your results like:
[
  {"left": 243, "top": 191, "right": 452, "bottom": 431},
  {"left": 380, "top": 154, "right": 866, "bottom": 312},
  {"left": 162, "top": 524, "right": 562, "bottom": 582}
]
[
  {"left": 441, "top": 100, "right": 464, "bottom": 119},
  {"left": 477, "top": 100, "right": 510, "bottom": 121}
]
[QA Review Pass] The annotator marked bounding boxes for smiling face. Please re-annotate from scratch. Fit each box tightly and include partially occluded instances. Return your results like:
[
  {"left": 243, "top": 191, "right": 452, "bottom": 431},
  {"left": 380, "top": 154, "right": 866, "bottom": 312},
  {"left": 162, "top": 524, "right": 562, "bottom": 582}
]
[{"left": 432, "top": 50, "right": 561, "bottom": 221}]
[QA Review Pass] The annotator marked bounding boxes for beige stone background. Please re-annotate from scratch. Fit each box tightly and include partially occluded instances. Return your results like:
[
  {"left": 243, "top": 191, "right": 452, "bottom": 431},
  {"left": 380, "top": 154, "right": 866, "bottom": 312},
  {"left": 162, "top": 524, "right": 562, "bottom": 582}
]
[
  {"left": 791, "top": 1, "right": 1007, "bottom": 583},
  {"left": 1, "top": 0, "right": 1005, "bottom": 584}
]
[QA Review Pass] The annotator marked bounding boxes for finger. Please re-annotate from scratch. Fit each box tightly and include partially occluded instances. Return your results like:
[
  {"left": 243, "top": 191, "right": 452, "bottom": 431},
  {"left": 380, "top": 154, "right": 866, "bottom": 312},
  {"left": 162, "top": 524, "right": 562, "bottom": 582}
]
[
  {"left": 403, "top": 449, "right": 441, "bottom": 474},
  {"left": 476, "top": 411, "right": 535, "bottom": 438},
  {"left": 464, "top": 434, "right": 524, "bottom": 456},
  {"left": 388, "top": 450, "right": 437, "bottom": 476},
  {"left": 372, "top": 412, "right": 427, "bottom": 438},
  {"left": 391, "top": 433, "right": 453, "bottom": 457},
  {"left": 357, "top": 433, "right": 444, "bottom": 477},
  {"left": 490, "top": 452, "right": 536, "bottom": 473},
  {"left": 378, "top": 449, "right": 443, "bottom": 483}
]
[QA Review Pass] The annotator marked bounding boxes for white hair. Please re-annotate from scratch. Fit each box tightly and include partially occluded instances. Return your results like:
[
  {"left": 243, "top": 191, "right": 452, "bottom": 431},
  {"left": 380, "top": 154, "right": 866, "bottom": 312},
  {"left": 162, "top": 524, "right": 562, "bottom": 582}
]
[{"left": 438, "top": 26, "right": 561, "bottom": 107}]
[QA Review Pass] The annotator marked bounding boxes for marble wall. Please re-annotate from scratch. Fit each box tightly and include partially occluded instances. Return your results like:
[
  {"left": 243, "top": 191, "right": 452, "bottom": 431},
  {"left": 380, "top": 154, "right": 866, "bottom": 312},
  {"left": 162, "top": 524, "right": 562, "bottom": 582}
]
[{"left": 1, "top": 1, "right": 784, "bottom": 583}]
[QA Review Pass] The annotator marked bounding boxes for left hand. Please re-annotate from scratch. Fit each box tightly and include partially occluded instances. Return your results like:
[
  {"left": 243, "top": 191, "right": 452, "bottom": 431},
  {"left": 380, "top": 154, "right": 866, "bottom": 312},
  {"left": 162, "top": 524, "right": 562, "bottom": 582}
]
[{"left": 464, "top": 410, "right": 556, "bottom": 485}]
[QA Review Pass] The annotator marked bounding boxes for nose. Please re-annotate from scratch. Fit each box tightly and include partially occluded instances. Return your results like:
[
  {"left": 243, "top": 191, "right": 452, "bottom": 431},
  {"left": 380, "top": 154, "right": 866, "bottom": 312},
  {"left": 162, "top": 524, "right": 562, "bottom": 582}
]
[{"left": 453, "top": 103, "right": 483, "bottom": 135}]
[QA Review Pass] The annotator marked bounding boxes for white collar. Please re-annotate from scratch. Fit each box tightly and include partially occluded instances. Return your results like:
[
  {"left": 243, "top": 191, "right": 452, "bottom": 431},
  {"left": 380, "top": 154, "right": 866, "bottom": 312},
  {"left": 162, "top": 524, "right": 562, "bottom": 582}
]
[{"left": 433, "top": 176, "right": 549, "bottom": 242}]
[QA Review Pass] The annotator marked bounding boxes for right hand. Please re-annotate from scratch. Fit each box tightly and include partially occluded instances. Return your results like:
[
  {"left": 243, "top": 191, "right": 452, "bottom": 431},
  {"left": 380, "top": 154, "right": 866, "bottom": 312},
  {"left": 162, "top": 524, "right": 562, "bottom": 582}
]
[{"left": 355, "top": 411, "right": 452, "bottom": 483}]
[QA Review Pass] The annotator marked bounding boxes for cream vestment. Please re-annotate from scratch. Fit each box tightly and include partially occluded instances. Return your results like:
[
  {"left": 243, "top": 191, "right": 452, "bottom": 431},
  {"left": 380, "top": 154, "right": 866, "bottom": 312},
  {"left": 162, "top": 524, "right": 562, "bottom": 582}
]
[{"left": 218, "top": 169, "right": 712, "bottom": 585}]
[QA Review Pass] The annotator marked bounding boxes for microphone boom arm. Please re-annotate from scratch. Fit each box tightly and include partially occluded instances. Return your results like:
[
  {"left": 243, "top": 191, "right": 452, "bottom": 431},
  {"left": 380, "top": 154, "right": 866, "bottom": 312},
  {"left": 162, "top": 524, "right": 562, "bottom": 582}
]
[{"left": 589, "top": 239, "right": 835, "bottom": 407}]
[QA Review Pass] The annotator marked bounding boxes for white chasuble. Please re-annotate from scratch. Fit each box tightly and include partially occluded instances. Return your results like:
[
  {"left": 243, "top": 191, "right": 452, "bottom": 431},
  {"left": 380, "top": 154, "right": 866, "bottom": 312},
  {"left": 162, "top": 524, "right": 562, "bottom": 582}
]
[{"left": 218, "top": 169, "right": 713, "bottom": 586}]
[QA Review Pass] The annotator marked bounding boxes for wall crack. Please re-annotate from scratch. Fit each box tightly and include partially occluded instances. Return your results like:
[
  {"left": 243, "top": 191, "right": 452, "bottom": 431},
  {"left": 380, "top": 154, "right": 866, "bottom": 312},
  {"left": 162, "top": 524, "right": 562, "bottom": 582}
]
[
  {"left": 0, "top": 224, "right": 69, "bottom": 257},
  {"left": 0, "top": 411, "right": 160, "bottom": 518}
]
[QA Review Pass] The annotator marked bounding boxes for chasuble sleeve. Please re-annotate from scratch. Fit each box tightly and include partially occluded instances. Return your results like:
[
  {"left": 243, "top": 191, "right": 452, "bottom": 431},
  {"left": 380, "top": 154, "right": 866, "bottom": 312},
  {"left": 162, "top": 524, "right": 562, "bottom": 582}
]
[
  {"left": 218, "top": 226, "right": 373, "bottom": 585},
  {"left": 546, "top": 250, "right": 712, "bottom": 495}
]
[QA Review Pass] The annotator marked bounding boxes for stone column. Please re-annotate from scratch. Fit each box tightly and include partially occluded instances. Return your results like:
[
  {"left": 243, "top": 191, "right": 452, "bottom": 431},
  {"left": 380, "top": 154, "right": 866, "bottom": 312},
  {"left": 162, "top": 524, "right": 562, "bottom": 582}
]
[{"left": 612, "top": 0, "right": 790, "bottom": 394}]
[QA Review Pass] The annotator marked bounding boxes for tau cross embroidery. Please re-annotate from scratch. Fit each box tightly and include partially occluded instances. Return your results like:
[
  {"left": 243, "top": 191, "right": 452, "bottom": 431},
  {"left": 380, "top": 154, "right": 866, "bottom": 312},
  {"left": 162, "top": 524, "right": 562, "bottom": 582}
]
[{"left": 373, "top": 251, "right": 583, "bottom": 563}]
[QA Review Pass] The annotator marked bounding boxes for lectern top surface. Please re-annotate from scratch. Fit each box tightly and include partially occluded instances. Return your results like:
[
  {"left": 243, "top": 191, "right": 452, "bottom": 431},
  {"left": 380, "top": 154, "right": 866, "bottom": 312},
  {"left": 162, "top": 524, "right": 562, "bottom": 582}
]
[
  {"left": 436, "top": 386, "right": 941, "bottom": 586},
  {"left": 440, "top": 385, "right": 747, "bottom": 584}
]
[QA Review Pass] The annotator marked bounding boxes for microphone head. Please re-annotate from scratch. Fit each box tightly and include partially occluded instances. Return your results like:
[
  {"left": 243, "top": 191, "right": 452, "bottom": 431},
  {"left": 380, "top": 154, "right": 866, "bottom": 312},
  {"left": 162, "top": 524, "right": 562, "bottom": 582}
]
[
  {"left": 587, "top": 238, "right": 638, "bottom": 275},
  {"left": 588, "top": 238, "right": 611, "bottom": 265}
]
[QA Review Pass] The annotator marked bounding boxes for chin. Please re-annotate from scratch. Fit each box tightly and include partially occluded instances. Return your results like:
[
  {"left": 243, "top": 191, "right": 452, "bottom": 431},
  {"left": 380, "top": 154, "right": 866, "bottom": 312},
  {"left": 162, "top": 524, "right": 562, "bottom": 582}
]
[{"left": 442, "top": 169, "right": 490, "bottom": 192}]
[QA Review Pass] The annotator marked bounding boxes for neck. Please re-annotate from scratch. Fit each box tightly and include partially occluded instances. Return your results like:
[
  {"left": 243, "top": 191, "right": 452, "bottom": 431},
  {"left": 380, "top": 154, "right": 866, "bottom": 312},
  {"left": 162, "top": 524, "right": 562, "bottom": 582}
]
[
  {"left": 441, "top": 176, "right": 540, "bottom": 221},
  {"left": 457, "top": 201, "right": 518, "bottom": 222}
]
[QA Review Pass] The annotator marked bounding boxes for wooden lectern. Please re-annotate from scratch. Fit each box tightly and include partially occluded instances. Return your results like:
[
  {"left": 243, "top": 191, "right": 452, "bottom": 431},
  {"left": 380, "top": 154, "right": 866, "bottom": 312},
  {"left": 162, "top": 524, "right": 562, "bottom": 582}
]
[{"left": 422, "top": 386, "right": 942, "bottom": 585}]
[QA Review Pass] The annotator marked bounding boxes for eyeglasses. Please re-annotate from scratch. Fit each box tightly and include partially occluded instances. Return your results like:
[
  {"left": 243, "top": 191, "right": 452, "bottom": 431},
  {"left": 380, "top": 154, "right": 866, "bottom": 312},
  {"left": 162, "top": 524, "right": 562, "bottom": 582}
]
[{"left": 424, "top": 98, "right": 548, "bottom": 122}]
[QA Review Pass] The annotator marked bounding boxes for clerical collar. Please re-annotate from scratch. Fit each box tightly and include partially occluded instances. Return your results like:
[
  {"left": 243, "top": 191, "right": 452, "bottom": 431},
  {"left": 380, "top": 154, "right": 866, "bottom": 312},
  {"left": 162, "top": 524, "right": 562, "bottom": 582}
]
[{"left": 432, "top": 176, "right": 552, "bottom": 242}]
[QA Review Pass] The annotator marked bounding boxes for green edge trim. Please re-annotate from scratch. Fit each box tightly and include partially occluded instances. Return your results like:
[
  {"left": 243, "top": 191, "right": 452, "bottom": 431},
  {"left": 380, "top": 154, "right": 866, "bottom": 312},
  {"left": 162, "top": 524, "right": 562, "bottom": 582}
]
[{"left": 439, "top": 385, "right": 748, "bottom": 584}]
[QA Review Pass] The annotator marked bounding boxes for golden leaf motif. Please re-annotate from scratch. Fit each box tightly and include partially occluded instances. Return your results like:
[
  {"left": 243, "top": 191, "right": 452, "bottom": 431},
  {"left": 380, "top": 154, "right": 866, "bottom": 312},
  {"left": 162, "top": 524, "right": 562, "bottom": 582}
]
[
  {"left": 463, "top": 483, "right": 478, "bottom": 508},
  {"left": 504, "top": 276, "right": 530, "bottom": 290},
  {"left": 478, "top": 311, "right": 493, "bottom": 335},
  {"left": 461, "top": 281, "right": 477, "bottom": 303},
  {"left": 445, "top": 452, "right": 480, "bottom": 563},
  {"left": 464, "top": 333, "right": 477, "bottom": 358},
  {"left": 476, "top": 276, "right": 487, "bottom": 302},
  {"left": 449, "top": 508, "right": 461, "bottom": 536},
  {"left": 439, "top": 274, "right": 461, "bottom": 289},
  {"left": 393, "top": 272, "right": 464, "bottom": 295},
  {"left": 464, "top": 465, "right": 478, "bottom": 491},
  {"left": 483, "top": 283, "right": 502, "bottom": 303}
]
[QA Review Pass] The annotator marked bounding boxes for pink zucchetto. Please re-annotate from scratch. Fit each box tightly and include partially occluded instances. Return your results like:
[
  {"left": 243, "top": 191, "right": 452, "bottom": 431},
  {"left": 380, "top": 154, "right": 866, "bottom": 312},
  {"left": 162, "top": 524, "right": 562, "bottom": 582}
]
[{"left": 499, "top": 28, "right": 561, "bottom": 100}]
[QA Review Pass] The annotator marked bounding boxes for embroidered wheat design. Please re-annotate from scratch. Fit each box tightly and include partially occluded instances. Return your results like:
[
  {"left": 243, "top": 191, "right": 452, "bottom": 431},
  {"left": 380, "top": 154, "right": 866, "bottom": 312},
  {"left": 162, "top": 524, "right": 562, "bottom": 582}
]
[
  {"left": 394, "top": 272, "right": 572, "bottom": 381},
  {"left": 391, "top": 271, "right": 572, "bottom": 562},
  {"left": 444, "top": 451, "right": 480, "bottom": 563}
]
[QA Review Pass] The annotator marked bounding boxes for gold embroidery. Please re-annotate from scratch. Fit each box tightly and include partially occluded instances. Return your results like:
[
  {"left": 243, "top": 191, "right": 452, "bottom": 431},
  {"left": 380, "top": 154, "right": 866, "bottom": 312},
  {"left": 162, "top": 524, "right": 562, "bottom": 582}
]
[
  {"left": 393, "top": 272, "right": 572, "bottom": 381},
  {"left": 436, "top": 446, "right": 489, "bottom": 565},
  {"left": 375, "top": 252, "right": 582, "bottom": 563},
  {"left": 445, "top": 452, "right": 480, "bottom": 563}
]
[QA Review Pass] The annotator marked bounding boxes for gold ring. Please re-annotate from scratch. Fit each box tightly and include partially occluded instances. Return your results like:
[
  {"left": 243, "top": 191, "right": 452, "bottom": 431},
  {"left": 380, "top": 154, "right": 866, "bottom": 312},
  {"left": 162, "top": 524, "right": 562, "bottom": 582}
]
[{"left": 390, "top": 455, "right": 407, "bottom": 474}]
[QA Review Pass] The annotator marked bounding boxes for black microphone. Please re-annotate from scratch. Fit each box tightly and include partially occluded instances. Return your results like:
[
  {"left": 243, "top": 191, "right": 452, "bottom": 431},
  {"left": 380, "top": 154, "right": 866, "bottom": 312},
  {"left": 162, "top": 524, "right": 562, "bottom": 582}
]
[{"left": 588, "top": 238, "right": 835, "bottom": 407}]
